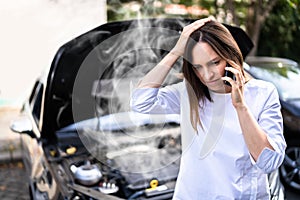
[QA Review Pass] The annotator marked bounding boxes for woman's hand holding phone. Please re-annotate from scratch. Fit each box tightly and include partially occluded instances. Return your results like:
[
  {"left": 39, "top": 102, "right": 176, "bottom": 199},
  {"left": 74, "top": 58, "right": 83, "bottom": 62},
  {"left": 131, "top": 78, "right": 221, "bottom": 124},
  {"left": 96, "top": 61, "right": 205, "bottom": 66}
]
[{"left": 222, "top": 62, "right": 246, "bottom": 109}]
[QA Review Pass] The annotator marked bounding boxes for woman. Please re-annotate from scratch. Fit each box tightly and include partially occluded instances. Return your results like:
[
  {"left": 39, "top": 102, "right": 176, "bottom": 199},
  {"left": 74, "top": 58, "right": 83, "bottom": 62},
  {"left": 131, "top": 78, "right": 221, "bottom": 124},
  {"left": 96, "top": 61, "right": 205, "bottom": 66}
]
[{"left": 130, "top": 18, "right": 286, "bottom": 199}]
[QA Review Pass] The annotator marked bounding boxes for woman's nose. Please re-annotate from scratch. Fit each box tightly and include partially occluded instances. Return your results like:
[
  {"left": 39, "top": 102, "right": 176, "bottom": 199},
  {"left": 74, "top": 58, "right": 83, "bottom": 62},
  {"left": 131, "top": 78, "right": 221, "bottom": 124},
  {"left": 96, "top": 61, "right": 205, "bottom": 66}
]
[{"left": 203, "top": 68, "right": 214, "bottom": 80}]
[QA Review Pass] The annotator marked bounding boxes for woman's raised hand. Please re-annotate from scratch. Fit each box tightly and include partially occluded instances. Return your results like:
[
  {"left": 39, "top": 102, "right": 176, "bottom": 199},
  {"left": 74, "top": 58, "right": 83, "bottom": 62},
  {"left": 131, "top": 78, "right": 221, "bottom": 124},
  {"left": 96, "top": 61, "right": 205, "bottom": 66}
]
[{"left": 171, "top": 17, "right": 213, "bottom": 57}]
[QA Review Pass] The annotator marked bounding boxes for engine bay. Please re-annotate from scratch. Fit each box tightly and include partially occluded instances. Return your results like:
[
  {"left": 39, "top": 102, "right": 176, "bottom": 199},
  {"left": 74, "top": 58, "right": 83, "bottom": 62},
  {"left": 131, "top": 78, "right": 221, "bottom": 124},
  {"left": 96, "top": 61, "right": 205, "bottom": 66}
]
[{"left": 45, "top": 113, "right": 181, "bottom": 199}]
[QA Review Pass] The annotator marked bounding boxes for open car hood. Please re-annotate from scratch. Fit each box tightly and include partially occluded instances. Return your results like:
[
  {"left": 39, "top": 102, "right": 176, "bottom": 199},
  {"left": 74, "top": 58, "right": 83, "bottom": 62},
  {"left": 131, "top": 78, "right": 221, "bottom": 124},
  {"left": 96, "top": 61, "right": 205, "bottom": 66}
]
[
  {"left": 41, "top": 18, "right": 253, "bottom": 140},
  {"left": 59, "top": 112, "right": 180, "bottom": 132}
]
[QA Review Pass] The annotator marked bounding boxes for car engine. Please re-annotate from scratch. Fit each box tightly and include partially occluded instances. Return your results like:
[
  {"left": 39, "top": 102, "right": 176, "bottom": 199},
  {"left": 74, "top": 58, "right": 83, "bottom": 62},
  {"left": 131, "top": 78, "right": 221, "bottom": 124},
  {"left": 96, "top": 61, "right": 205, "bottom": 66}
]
[{"left": 45, "top": 114, "right": 181, "bottom": 200}]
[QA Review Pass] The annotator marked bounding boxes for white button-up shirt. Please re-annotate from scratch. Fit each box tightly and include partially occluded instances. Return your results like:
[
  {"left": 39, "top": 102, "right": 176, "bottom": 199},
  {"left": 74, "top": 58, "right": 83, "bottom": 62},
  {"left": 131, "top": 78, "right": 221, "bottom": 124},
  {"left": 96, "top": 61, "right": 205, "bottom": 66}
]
[{"left": 130, "top": 79, "right": 286, "bottom": 200}]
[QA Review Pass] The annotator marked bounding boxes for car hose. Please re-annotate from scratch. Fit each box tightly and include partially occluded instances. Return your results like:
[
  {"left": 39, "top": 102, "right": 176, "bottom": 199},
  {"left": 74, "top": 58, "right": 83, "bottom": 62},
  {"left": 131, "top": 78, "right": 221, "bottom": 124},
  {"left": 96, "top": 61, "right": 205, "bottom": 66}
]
[{"left": 128, "top": 190, "right": 145, "bottom": 200}]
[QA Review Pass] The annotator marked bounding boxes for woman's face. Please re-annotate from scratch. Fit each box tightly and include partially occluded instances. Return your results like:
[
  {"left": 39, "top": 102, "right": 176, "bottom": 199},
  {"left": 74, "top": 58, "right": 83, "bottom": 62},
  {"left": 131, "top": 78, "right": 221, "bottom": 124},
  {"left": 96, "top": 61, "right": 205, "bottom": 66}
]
[{"left": 191, "top": 41, "right": 230, "bottom": 93}]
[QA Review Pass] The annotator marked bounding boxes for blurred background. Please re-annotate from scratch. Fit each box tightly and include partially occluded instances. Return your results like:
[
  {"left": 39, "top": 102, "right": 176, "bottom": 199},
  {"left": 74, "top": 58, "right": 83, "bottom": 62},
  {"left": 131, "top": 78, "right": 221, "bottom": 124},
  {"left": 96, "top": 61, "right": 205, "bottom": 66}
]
[
  {"left": 0, "top": 0, "right": 107, "bottom": 106},
  {"left": 107, "top": 0, "right": 300, "bottom": 62},
  {"left": 1, "top": 0, "right": 299, "bottom": 107},
  {"left": 0, "top": 0, "right": 299, "bottom": 199}
]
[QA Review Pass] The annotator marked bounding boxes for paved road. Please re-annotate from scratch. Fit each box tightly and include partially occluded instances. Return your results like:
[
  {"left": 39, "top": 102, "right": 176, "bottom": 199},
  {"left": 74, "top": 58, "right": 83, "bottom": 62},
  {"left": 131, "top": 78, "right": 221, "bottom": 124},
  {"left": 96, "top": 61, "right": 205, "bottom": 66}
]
[
  {"left": 0, "top": 107, "right": 22, "bottom": 162},
  {"left": 0, "top": 107, "right": 29, "bottom": 199},
  {"left": 0, "top": 162, "right": 30, "bottom": 200}
]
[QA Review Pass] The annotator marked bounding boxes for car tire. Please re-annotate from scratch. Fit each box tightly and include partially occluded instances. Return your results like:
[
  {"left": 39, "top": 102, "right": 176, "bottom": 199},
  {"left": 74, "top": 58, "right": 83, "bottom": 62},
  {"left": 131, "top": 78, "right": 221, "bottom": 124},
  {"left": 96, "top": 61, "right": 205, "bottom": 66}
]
[{"left": 280, "top": 143, "right": 300, "bottom": 193}]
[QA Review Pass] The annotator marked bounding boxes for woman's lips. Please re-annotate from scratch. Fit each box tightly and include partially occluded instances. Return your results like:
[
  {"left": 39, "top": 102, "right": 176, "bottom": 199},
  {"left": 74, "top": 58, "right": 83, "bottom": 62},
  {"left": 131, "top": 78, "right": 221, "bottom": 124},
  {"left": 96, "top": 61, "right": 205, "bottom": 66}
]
[{"left": 206, "top": 79, "right": 219, "bottom": 85}]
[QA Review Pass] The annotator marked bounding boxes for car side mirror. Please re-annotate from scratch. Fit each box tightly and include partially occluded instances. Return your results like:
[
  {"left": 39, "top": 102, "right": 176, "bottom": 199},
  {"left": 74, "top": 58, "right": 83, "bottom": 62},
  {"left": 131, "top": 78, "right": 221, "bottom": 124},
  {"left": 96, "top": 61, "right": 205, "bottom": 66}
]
[{"left": 10, "top": 116, "right": 37, "bottom": 139}]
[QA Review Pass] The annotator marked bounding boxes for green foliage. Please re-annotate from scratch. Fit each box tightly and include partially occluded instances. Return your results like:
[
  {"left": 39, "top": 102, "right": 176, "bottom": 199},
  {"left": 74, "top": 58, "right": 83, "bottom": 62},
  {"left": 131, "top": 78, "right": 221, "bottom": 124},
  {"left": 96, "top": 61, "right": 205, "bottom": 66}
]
[
  {"left": 107, "top": 0, "right": 167, "bottom": 21},
  {"left": 257, "top": 0, "right": 300, "bottom": 62},
  {"left": 107, "top": 0, "right": 300, "bottom": 62},
  {"left": 107, "top": 0, "right": 209, "bottom": 22}
]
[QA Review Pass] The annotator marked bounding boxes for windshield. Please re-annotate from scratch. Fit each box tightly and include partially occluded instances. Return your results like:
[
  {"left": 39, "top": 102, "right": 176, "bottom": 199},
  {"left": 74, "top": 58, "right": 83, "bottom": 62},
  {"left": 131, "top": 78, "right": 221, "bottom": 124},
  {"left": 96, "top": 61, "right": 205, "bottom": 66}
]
[{"left": 246, "top": 62, "right": 300, "bottom": 100}]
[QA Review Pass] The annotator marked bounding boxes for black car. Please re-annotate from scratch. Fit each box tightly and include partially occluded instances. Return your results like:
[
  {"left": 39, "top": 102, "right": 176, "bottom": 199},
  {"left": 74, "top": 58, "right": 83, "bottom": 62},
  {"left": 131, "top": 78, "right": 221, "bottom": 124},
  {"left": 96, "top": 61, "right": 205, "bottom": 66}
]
[
  {"left": 245, "top": 56, "right": 300, "bottom": 192},
  {"left": 10, "top": 19, "right": 284, "bottom": 200}
]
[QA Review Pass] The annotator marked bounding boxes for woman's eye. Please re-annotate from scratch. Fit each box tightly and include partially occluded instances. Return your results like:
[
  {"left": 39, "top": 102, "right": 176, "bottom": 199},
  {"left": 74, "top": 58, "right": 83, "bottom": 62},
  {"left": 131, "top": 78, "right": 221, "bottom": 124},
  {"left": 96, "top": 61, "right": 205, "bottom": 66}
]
[
  {"left": 193, "top": 65, "right": 202, "bottom": 69},
  {"left": 212, "top": 60, "right": 220, "bottom": 65}
]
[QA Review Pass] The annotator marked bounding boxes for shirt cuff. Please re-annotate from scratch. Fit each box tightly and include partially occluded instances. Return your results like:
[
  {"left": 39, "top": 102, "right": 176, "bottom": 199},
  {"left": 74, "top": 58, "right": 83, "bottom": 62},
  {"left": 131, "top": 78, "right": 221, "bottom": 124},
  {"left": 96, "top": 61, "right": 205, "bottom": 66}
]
[{"left": 249, "top": 147, "right": 284, "bottom": 174}]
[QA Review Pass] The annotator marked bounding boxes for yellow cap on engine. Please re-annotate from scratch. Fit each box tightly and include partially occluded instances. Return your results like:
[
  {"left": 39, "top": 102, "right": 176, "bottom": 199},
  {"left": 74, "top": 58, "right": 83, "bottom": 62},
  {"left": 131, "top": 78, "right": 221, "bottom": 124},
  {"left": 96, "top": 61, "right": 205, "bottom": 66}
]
[
  {"left": 150, "top": 179, "right": 158, "bottom": 189},
  {"left": 66, "top": 146, "right": 77, "bottom": 155}
]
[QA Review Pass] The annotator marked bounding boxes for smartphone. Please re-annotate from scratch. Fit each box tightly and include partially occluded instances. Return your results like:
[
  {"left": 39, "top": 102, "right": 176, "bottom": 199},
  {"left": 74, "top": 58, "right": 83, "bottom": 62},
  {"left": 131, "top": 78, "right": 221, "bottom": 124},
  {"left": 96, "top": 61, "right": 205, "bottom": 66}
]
[{"left": 224, "top": 64, "right": 235, "bottom": 86}]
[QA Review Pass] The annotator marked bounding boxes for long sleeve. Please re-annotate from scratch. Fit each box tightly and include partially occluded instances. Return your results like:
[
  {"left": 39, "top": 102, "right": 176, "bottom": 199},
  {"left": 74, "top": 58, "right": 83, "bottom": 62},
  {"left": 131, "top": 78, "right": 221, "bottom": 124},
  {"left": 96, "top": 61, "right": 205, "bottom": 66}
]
[
  {"left": 251, "top": 83, "right": 286, "bottom": 173},
  {"left": 130, "top": 82, "right": 183, "bottom": 115}
]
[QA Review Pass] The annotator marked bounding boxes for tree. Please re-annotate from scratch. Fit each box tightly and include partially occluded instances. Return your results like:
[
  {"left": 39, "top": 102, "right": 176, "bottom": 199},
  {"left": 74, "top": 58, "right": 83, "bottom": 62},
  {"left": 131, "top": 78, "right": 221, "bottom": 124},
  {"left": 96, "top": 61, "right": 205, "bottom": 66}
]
[
  {"left": 198, "top": 0, "right": 279, "bottom": 56},
  {"left": 107, "top": 0, "right": 299, "bottom": 58},
  {"left": 257, "top": 0, "right": 300, "bottom": 62},
  {"left": 243, "top": 0, "right": 279, "bottom": 55},
  {"left": 201, "top": 0, "right": 299, "bottom": 58}
]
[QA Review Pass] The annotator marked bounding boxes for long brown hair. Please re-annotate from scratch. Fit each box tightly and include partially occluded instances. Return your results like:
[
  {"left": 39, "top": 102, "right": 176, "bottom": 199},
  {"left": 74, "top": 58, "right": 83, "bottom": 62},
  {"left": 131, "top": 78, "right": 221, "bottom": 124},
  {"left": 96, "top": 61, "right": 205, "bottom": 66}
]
[{"left": 182, "top": 20, "right": 244, "bottom": 131}]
